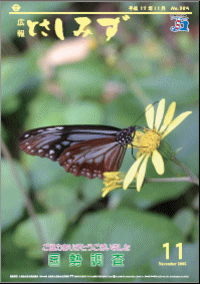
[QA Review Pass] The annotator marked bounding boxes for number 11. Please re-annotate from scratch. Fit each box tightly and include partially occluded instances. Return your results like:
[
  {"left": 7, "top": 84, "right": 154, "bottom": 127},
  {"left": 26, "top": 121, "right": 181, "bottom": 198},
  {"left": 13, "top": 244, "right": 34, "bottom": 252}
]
[{"left": 163, "top": 243, "right": 182, "bottom": 259}]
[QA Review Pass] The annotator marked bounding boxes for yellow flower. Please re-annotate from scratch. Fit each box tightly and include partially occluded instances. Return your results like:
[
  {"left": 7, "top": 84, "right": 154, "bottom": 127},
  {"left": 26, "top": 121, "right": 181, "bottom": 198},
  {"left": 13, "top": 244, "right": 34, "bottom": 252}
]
[
  {"left": 123, "top": 99, "right": 192, "bottom": 192},
  {"left": 102, "top": 172, "right": 123, "bottom": 197}
]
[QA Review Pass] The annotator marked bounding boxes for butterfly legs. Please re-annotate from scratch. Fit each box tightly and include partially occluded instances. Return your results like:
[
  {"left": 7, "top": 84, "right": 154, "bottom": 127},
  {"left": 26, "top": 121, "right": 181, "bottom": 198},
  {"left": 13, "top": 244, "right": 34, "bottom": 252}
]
[{"left": 131, "top": 145, "right": 136, "bottom": 160}]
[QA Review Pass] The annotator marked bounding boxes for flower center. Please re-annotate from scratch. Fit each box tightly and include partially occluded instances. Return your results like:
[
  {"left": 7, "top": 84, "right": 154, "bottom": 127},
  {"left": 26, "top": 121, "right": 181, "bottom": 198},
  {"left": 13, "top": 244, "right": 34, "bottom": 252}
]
[{"left": 137, "top": 129, "right": 161, "bottom": 154}]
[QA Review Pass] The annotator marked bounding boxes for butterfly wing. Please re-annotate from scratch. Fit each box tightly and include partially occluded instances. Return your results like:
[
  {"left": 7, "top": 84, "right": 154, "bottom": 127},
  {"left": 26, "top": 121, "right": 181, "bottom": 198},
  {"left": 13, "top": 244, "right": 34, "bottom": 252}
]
[
  {"left": 19, "top": 125, "right": 126, "bottom": 179},
  {"left": 19, "top": 125, "right": 119, "bottom": 162},
  {"left": 59, "top": 137, "right": 126, "bottom": 179}
]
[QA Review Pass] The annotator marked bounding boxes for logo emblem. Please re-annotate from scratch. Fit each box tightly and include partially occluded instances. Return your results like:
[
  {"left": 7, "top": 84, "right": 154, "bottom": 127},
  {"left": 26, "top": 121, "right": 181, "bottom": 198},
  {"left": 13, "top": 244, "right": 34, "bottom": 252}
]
[
  {"left": 170, "top": 15, "right": 189, "bottom": 32},
  {"left": 12, "top": 4, "right": 21, "bottom": 11}
]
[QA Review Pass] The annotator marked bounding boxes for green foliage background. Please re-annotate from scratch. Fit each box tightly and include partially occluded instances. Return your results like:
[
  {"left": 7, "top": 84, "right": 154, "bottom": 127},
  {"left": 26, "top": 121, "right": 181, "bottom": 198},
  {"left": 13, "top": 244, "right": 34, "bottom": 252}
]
[{"left": 1, "top": 1, "right": 199, "bottom": 282}]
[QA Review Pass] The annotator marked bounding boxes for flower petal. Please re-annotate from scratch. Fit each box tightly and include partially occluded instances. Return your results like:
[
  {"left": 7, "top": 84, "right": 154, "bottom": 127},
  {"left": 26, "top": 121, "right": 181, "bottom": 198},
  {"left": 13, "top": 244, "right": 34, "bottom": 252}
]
[
  {"left": 102, "top": 183, "right": 121, "bottom": 197},
  {"left": 160, "top": 102, "right": 176, "bottom": 133},
  {"left": 123, "top": 154, "right": 145, "bottom": 190},
  {"left": 162, "top": 111, "right": 192, "bottom": 139},
  {"left": 103, "top": 171, "right": 123, "bottom": 181},
  {"left": 102, "top": 189, "right": 110, "bottom": 198},
  {"left": 155, "top": 99, "right": 165, "bottom": 131},
  {"left": 145, "top": 104, "right": 154, "bottom": 129},
  {"left": 136, "top": 154, "right": 150, "bottom": 192},
  {"left": 152, "top": 150, "right": 164, "bottom": 175}
]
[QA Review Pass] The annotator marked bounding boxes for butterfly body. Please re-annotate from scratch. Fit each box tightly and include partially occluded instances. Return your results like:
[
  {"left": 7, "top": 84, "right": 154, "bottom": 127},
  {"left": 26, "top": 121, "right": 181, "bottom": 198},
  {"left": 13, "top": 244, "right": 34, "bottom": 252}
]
[{"left": 19, "top": 125, "right": 136, "bottom": 179}]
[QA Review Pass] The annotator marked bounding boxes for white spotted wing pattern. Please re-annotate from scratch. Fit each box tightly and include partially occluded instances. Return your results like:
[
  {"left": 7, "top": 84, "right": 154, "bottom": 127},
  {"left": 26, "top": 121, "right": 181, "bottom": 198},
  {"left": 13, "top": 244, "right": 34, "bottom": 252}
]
[{"left": 19, "top": 125, "right": 127, "bottom": 179}]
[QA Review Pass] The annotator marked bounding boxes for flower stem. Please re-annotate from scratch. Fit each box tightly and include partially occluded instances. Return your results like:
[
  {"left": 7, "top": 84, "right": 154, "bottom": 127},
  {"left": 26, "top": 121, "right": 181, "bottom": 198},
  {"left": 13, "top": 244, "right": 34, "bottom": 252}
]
[
  {"left": 145, "top": 177, "right": 195, "bottom": 183},
  {"left": 128, "top": 176, "right": 198, "bottom": 189},
  {"left": 171, "top": 156, "right": 199, "bottom": 186}
]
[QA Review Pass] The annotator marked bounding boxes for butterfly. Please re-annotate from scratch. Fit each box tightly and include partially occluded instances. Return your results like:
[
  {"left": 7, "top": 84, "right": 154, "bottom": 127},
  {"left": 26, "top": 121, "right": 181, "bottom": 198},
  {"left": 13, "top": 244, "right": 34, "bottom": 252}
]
[{"left": 19, "top": 125, "right": 137, "bottom": 179}]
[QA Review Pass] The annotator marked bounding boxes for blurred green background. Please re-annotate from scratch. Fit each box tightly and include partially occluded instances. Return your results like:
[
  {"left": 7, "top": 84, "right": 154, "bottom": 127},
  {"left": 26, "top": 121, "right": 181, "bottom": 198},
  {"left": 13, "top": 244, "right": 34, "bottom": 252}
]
[{"left": 1, "top": 1, "right": 199, "bottom": 282}]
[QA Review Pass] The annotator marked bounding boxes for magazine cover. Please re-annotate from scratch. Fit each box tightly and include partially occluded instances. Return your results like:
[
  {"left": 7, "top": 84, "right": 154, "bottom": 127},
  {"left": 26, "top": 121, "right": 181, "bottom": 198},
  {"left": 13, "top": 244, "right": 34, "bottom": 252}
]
[{"left": 1, "top": 1, "right": 199, "bottom": 282}]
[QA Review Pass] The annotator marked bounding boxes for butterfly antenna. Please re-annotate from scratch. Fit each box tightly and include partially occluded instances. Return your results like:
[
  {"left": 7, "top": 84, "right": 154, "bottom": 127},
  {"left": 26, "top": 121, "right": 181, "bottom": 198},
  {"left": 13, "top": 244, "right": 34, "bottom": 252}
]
[{"left": 134, "top": 101, "right": 159, "bottom": 126}]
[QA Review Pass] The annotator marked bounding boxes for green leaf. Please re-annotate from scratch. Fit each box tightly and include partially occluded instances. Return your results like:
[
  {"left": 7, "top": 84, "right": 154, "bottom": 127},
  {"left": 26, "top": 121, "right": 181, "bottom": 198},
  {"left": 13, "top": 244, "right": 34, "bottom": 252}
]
[
  {"left": 1, "top": 233, "right": 40, "bottom": 282},
  {"left": 138, "top": 70, "right": 198, "bottom": 104},
  {"left": 82, "top": 177, "right": 103, "bottom": 202},
  {"left": 56, "top": 56, "right": 106, "bottom": 99},
  {"left": 67, "top": 208, "right": 183, "bottom": 276},
  {"left": 13, "top": 211, "right": 67, "bottom": 259},
  {"left": 26, "top": 91, "right": 67, "bottom": 130},
  {"left": 176, "top": 33, "right": 195, "bottom": 54},
  {"left": 191, "top": 217, "right": 199, "bottom": 242},
  {"left": 1, "top": 123, "right": 8, "bottom": 141},
  {"left": 30, "top": 157, "right": 65, "bottom": 189},
  {"left": 36, "top": 181, "right": 87, "bottom": 222},
  {"left": 64, "top": 101, "right": 104, "bottom": 124},
  {"left": 1, "top": 56, "right": 40, "bottom": 114},
  {"left": 1, "top": 58, "right": 28, "bottom": 112},
  {"left": 36, "top": 183, "right": 77, "bottom": 211},
  {"left": 173, "top": 208, "right": 196, "bottom": 236},
  {"left": 166, "top": 106, "right": 198, "bottom": 177},
  {"left": 2, "top": 95, "right": 21, "bottom": 114},
  {"left": 1, "top": 159, "right": 29, "bottom": 229},
  {"left": 1, "top": 57, "right": 33, "bottom": 98},
  {"left": 105, "top": 92, "right": 144, "bottom": 128}
]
